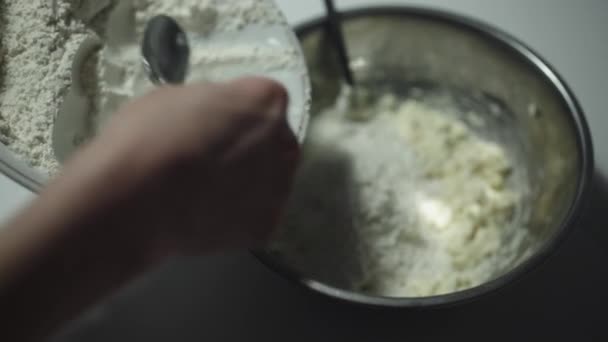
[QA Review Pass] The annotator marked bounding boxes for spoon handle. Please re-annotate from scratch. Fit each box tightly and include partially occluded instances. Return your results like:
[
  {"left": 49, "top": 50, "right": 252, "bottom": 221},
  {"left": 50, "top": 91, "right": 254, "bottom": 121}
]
[{"left": 323, "top": 0, "right": 355, "bottom": 86}]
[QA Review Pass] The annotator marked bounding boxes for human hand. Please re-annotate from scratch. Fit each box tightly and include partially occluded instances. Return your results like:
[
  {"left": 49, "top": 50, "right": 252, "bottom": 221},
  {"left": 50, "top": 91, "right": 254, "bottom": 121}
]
[
  {"left": 62, "top": 77, "right": 300, "bottom": 256},
  {"left": 0, "top": 77, "right": 300, "bottom": 341}
]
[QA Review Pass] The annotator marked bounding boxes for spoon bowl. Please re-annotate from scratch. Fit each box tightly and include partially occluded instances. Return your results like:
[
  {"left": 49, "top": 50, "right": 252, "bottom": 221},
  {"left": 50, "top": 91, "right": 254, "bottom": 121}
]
[{"left": 142, "top": 15, "right": 191, "bottom": 85}]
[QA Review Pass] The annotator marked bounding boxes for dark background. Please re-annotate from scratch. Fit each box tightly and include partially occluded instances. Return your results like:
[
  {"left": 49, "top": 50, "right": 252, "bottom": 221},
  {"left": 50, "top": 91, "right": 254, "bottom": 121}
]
[{"left": 53, "top": 171, "right": 608, "bottom": 341}]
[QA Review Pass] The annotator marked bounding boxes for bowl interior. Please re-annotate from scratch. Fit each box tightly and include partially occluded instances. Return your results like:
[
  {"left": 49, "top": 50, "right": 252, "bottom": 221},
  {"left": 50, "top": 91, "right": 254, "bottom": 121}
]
[
  {"left": 306, "top": 10, "right": 583, "bottom": 242},
  {"left": 265, "top": 8, "right": 589, "bottom": 304}
]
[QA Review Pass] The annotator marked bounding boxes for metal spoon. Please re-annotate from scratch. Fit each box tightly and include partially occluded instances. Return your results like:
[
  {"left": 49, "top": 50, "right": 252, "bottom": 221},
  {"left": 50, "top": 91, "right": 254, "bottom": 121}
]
[
  {"left": 142, "top": 15, "right": 191, "bottom": 85},
  {"left": 323, "top": 0, "right": 355, "bottom": 86}
]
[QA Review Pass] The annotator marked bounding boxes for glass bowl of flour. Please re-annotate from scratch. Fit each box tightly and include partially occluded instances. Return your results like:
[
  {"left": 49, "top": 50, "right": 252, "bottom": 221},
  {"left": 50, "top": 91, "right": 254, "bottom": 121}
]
[
  {"left": 262, "top": 7, "right": 593, "bottom": 307},
  {"left": 0, "top": 0, "right": 310, "bottom": 190}
]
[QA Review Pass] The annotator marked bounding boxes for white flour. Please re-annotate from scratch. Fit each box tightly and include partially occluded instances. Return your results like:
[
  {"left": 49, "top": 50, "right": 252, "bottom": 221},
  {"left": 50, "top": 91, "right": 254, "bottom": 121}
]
[
  {"left": 0, "top": 0, "right": 306, "bottom": 174},
  {"left": 0, "top": 0, "right": 92, "bottom": 173},
  {"left": 272, "top": 88, "right": 531, "bottom": 297}
]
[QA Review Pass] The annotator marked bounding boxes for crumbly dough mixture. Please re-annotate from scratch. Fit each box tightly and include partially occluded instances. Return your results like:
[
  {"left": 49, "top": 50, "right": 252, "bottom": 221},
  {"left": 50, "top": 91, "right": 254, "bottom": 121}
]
[{"left": 272, "top": 88, "right": 530, "bottom": 297}]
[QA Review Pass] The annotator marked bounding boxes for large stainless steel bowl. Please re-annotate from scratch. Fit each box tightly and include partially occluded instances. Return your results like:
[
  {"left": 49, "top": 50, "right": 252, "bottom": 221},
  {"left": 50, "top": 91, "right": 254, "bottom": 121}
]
[{"left": 257, "top": 7, "right": 593, "bottom": 308}]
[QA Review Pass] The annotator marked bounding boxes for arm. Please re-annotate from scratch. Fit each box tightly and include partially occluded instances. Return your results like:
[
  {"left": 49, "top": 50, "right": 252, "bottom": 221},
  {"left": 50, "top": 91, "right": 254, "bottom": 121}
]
[{"left": 0, "top": 78, "right": 299, "bottom": 341}]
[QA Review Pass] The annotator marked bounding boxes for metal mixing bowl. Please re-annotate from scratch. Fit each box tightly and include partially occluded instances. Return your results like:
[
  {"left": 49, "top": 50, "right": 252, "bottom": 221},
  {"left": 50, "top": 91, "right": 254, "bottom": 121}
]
[{"left": 256, "top": 7, "right": 593, "bottom": 308}]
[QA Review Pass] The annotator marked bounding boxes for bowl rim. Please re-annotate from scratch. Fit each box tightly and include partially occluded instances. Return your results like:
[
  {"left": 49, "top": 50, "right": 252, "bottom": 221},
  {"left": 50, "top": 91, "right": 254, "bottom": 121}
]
[
  {"left": 253, "top": 5, "right": 595, "bottom": 308},
  {"left": 0, "top": 145, "right": 47, "bottom": 192}
]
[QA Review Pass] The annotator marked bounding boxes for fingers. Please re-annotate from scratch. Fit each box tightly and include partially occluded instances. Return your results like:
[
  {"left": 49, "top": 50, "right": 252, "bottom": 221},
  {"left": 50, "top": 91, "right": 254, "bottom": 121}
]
[
  {"left": 225, "top": 77, "right": 300, "bottom": 184},
  {"left": 174, "top": 77, "right": 294, "bottom": 142},
  {"left": 228, "top": 77, "right": 298, "bottom": 149},
  {"left": 113, "top": 77, "right": 297, "bottom": 164},
  {"left": 92, "top": 77, "right": 302, "bottom": 254},
  {"left": 197, "top": 77, "right": 298, "bottom": 162},
  {"left": 226, "top": 77, "right": 289, "bottom": 120},
  {"left": 196, "top": 78, "right": 299, "bottom": 245}
]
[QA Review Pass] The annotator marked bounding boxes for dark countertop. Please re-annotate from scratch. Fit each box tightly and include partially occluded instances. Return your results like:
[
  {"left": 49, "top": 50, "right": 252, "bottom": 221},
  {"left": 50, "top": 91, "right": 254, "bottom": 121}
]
[{"left": 53, "top": 171, "right": 608, "bottom": 341}]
